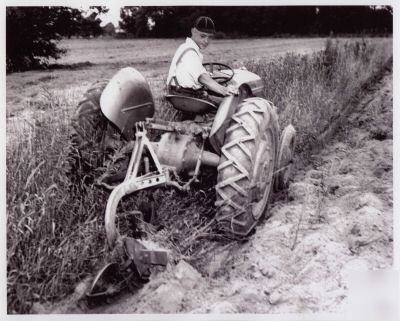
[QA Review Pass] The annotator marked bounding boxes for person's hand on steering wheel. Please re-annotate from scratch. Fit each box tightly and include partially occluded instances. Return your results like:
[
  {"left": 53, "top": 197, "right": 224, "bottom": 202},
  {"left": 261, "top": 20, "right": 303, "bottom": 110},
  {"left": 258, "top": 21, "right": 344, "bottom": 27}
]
[{"left": 202, "top": 62, "right": 234, "bottom": 84}]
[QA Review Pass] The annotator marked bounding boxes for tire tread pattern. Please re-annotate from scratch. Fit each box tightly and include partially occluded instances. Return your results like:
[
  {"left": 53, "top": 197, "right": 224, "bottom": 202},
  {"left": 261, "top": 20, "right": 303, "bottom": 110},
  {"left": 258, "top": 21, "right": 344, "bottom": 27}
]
[{"left": 215, "top": 97, "right": 279, "bottom": 237}]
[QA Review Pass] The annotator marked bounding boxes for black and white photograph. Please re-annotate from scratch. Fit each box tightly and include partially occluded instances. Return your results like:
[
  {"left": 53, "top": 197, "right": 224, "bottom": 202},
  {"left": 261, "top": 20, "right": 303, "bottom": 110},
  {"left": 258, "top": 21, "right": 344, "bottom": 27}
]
[{"left": 3, "top": 1, "right": 397, "bottom": 320}]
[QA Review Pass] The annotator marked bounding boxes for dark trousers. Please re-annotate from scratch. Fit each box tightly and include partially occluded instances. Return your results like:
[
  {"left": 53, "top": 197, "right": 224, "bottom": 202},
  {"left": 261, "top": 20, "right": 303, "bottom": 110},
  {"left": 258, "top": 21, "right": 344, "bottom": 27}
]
[{"left": 168, "top": 86, "right": 223, "bottom": 105}]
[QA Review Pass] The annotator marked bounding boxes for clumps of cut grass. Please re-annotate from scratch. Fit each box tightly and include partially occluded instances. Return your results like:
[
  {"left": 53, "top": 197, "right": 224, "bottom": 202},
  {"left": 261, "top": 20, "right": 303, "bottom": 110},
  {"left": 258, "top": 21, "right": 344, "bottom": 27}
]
[{"left": 6, "top": 38, "right": 393, "bottom": 313}]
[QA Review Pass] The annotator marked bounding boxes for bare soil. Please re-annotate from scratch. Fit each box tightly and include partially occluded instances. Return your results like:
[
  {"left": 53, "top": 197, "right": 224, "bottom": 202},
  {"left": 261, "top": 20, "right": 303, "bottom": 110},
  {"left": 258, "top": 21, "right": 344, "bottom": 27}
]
[{"left": 40, "top": 63, "right": 393, "bottom": 316}]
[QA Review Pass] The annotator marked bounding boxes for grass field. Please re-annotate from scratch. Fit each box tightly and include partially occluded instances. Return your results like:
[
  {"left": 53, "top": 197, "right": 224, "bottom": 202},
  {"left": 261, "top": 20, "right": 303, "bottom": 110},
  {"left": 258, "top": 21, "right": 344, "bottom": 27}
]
[
  {"left": 6, "top": 37, "right": 392, "bottom": 313},
  {"left": 6, "top": 37, "right": 335, "bottom": 115}
]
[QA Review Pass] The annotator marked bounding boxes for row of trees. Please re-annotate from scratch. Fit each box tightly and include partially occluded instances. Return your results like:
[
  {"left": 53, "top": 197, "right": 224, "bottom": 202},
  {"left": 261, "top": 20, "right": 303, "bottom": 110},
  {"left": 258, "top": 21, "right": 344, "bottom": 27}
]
[
  {"left": 6, "top": 6, "right": 109, "bottom": 72},
  {"left": 119, "top": 6, "right": 393, "bottom": 38},
  {"left": 6, "top": 6, "right": 392, "bottom": 72}
]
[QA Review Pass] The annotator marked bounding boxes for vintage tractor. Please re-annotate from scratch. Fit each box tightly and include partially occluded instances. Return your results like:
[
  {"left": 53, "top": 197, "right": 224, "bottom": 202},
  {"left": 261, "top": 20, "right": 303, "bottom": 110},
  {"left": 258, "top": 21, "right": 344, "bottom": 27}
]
[{"left": 70, "top": 64, "right": 296, "bottom": 299}]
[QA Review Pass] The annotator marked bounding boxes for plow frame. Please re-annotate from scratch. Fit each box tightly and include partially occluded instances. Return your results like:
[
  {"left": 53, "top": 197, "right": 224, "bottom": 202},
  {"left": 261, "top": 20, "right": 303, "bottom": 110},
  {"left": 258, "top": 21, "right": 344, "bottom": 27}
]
[{"left": 101, "top": 119, "right": 213, "bottom": 249}]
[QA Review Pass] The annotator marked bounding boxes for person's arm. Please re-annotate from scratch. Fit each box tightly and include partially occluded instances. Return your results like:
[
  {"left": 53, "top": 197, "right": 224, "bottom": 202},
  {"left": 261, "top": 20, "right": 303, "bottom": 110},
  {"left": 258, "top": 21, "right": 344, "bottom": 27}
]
[
  {"left": 179, "top": 50, "right": 238, "bottom": 96},
  {"left": 199, "top": 73, "right": 238, "bottom": 96}
]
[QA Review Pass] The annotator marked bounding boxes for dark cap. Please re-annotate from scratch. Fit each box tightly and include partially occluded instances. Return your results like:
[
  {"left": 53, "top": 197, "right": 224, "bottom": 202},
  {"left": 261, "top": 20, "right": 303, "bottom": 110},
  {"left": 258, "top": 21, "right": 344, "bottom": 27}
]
[{"left": 194, "top": 16, "right": 215, "bottom": 34}]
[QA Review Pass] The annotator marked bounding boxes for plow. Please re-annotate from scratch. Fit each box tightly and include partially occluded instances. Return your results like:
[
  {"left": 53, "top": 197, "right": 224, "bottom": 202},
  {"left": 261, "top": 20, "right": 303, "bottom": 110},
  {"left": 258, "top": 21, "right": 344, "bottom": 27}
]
[{"left": 70, "top": 64, "right": 296, "bottom": 301}]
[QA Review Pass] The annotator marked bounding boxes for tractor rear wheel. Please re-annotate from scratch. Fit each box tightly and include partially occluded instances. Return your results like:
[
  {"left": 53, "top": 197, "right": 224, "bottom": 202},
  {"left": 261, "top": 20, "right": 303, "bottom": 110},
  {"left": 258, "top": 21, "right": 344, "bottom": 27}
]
[
  {"left": 67, "top": 80, "right": 110, "bottom": 182},
  {"left": 215, "top": 97, "right": 279, "bottom": 237}
]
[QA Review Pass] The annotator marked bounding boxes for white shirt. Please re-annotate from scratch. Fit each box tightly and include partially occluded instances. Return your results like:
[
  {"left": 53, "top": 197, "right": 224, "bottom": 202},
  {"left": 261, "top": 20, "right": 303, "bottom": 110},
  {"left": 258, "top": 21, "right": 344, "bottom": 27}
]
[{"left": 167, "top": 37, "right": 207, "bottom": 90}]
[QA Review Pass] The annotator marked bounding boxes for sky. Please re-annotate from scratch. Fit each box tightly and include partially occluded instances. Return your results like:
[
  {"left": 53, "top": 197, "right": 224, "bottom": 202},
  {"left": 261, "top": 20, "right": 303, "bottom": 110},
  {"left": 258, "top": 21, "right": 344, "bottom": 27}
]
[
  {"left": 78, "top": 3, "right": 391, "bottom": 28},
  {"left": 79, "top": 5, "right": 122, "bottom": 27}
]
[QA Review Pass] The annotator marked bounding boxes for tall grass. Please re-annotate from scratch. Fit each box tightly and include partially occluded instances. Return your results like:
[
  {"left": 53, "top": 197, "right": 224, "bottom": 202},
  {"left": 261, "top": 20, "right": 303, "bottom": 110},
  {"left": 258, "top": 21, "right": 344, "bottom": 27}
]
[
  {"left": 245, "top": 38, "right": 392, "bottom": 157},
  {"left": 6, "top": 96, "right": 110, "bottom": 313},
  {"left": 6, "top": 38, "right": 392, "bottom": 313}
]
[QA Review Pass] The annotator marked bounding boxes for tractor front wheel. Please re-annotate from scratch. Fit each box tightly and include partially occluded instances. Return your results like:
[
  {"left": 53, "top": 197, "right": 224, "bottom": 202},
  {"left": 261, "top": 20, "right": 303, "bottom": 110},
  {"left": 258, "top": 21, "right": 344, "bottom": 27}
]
[
  {"left": 274, "top": 124, "right": 296, "bottom": 192},
  {"left": 215, "top": 97, "right": 279, "bottom": 237}
]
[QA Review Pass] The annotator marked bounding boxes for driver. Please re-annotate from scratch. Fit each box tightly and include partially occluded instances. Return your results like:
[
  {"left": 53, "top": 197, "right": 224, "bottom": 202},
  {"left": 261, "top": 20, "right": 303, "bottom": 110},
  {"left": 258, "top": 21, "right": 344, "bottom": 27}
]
[{"left": 167, "top": 16, "right": 238, "bottom": 100}]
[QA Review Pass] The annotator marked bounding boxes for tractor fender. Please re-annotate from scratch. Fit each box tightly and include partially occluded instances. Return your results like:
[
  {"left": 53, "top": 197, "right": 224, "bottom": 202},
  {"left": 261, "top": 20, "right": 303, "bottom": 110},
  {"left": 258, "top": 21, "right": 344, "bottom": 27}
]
[
  {"left": 100, "top": 67, "right": 155, "bottom": 141},
  {"left": 209, "top": 95, "right": 240, "bottom": 154},
  {"left": 209, "top": 69, "right": 264, "bottom": 153}
]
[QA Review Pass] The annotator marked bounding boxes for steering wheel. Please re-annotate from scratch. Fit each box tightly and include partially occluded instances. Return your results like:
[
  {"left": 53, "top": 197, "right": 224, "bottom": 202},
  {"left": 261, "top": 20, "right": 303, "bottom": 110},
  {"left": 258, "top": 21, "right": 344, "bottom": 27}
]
[{"left": 202, "top": 62, "right": 234, "bottom": 84}]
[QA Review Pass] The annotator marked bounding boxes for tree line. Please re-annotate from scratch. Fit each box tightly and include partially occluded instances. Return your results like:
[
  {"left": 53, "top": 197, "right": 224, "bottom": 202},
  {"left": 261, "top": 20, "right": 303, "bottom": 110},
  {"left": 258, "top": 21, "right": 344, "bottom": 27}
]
[
  {"left": 6, "top": 6, "right": 108, "bottom": 72},
  {"left": 6, "top": 6, "right": 392, "bottom": 72},
  {"left": 119, "top": 6, "right": 392, "bottom": 38}
]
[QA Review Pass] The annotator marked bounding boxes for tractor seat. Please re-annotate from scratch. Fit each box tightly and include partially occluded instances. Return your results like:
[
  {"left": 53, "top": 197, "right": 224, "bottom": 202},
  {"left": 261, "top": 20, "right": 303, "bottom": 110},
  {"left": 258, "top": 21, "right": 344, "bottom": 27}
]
[{"left": 166, "top": 94, "right": 218, "bottom": 115}]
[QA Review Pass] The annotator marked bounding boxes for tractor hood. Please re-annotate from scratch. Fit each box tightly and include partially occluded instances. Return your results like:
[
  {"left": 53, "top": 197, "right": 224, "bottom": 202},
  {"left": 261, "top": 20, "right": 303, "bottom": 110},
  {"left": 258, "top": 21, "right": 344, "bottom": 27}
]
[
  {"left": 229, "top": 68, "right": 264, "bottom": 96},
  {"left": 100, "top": 67, "right": 155, "bottom": 140}
]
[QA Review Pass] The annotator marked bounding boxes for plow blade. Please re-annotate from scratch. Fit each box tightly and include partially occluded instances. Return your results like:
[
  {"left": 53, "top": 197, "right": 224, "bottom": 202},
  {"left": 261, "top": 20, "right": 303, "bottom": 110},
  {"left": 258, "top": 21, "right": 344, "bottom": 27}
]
[{"left": 87, "top": 238, "right": 168, "bottom": 301}]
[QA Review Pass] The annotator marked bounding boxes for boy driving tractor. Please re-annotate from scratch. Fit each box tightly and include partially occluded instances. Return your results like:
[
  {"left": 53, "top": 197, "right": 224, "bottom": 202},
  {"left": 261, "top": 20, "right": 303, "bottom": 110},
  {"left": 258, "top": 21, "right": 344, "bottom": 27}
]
[{"left": 167, "top": 16, "right": 238, "bottom": 100}]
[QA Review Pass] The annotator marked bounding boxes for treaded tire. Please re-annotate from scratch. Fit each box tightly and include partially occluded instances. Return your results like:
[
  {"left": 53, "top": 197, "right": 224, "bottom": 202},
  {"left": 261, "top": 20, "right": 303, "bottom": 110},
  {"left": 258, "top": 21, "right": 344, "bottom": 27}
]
[
  {"left": 67, "top": 80, "right": 110, "bottom": 182},
  {"left": 215, "top": 97, "right": 279, "bottom": 237},
  {"left": 274, "top": 124, "right": 296, "bottom": 192}
]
